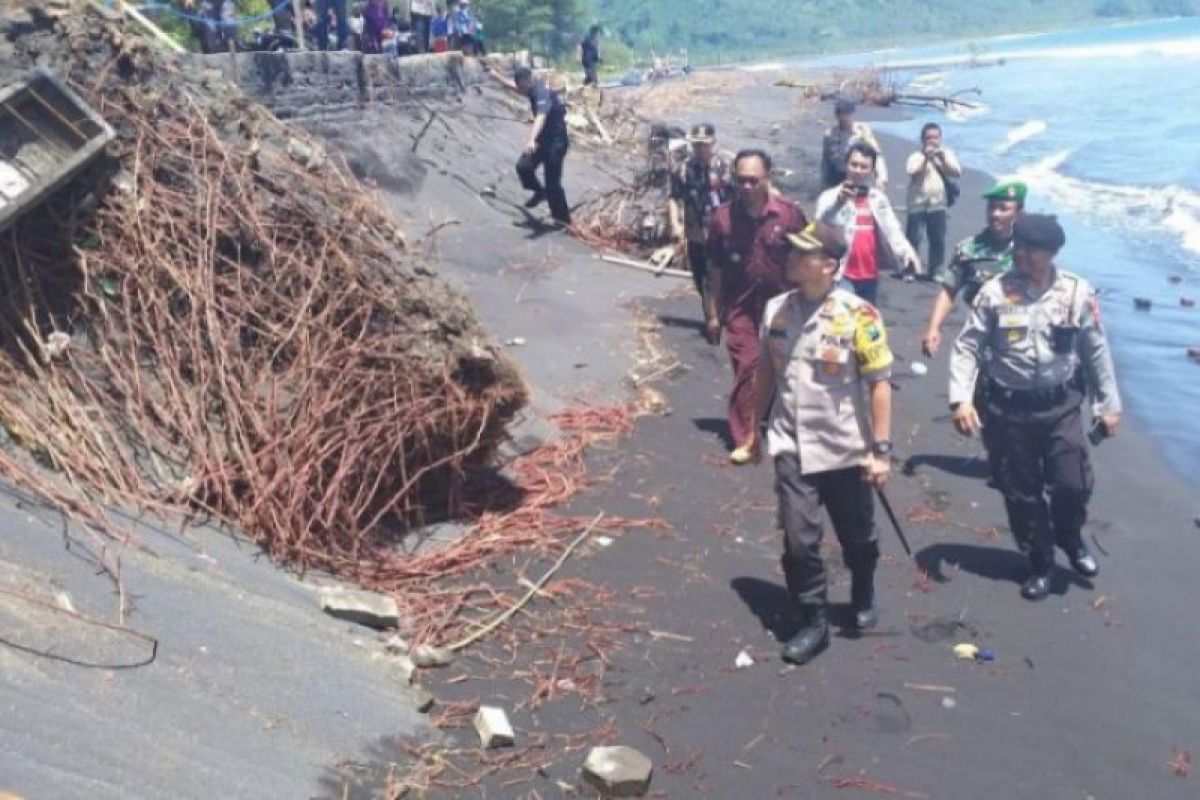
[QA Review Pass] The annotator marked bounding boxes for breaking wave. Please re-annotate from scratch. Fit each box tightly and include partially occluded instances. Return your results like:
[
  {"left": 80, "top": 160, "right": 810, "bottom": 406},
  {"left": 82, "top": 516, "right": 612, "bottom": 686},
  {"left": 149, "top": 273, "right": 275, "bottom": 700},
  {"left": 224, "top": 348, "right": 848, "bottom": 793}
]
[
  {"left": 993, "top": 119, "right": 1046, "bottom": 154},
  {"left": 1012, "top": 150, "right": 1200, "bottom": 259}
]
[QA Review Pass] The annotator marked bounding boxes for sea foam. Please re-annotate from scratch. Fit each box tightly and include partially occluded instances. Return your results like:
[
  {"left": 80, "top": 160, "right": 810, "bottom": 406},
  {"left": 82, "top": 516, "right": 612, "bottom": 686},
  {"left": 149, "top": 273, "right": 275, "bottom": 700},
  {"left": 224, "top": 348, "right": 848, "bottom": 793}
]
[
  {"left": 1012, "top": 150, "right": 1200, "bottom": 259},
  {"left": 994, "top": 120, "right": 1047, "bottom": 154}
]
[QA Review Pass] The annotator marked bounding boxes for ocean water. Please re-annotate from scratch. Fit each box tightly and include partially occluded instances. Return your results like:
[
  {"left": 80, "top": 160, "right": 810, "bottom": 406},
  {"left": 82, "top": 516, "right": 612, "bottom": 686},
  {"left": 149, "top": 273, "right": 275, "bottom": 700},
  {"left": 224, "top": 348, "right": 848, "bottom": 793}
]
[{"left": 788, "top": 19, "right": 1200, "bottom": 480}]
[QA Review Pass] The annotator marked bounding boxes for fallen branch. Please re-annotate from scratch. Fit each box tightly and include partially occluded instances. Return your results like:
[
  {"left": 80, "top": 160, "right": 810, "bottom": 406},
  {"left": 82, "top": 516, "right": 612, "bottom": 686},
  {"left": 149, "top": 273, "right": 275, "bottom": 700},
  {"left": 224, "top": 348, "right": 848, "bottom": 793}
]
[
  {"left": 597, "top": 253, "right": 691, "bottom": 280},
  {"left": 444, "top": 512, "right": 605, "bottom": 651}
]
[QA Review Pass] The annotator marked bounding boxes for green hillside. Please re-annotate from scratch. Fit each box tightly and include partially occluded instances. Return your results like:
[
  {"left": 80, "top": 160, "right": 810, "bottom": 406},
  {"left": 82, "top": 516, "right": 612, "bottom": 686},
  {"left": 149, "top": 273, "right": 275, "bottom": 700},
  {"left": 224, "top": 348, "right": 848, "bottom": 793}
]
[{"left": 589, "top": 0, "right": 1198, "bottom": 64}]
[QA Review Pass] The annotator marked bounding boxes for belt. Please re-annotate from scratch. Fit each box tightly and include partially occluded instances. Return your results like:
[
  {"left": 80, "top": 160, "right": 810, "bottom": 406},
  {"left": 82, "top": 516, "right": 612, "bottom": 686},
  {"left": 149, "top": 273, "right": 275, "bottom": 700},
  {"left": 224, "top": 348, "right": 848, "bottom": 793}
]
[{"left": 987, "top": 380, "right": 1069, "bottom": 410}]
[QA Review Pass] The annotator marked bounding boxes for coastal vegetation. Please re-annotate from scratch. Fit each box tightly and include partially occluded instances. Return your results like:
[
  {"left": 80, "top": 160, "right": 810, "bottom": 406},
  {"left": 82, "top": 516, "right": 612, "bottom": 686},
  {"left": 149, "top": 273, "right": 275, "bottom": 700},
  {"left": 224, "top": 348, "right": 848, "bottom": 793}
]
[{"left": 477, "top": 0, "right": 1198, "bottom": 67}]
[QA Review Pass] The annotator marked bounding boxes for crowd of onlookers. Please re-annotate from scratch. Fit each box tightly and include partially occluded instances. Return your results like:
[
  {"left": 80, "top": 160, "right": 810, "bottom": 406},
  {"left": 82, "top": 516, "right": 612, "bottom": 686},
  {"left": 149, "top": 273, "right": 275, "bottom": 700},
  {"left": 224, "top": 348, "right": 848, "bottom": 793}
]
[{"left": 191, "top": 0, "right": 487, "bottom": 56}]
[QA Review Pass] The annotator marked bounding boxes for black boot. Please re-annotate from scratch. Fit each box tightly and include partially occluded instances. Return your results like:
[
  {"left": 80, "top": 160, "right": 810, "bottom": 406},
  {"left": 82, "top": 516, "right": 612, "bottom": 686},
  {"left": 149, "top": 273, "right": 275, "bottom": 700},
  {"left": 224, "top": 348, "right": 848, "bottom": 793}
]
[
  {"left": 850, "top": 570, "right": 878, "bottom": 630},
  {"left": 781, "top": 604, "right": 830, "bottom": 665},
  {"left": 1020, "top": 570, "right": 1051, "bottom": 601},
  {"left": 1068, "top": 544, "right": 1099, "bottom": 578}
]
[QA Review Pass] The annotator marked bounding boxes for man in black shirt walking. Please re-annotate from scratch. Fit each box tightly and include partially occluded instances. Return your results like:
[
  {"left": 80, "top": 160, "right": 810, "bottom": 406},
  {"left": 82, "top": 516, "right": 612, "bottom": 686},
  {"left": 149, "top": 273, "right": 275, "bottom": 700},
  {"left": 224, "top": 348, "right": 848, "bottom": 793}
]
[
  {"left": 489, "top": 66, "right": 572, "bottom": 226},
  {"left": 581, "top": 25, "right": 602, "bottom": 87}
]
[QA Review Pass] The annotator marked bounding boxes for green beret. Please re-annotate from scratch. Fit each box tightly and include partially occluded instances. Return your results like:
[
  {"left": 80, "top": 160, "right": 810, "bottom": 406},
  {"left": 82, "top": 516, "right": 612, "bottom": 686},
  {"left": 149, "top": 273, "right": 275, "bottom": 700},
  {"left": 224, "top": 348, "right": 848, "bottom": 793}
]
[{"left": 982, "top": 180, "right": 1027, "bottom": 203}]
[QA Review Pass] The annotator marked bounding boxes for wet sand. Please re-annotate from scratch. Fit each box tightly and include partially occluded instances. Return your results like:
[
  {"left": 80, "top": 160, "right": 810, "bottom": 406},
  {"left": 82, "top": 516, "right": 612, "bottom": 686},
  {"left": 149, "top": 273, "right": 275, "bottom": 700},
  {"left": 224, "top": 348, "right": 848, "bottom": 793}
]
[{"left": 401, "top": 76, "right": 1200, "bottom": 799}]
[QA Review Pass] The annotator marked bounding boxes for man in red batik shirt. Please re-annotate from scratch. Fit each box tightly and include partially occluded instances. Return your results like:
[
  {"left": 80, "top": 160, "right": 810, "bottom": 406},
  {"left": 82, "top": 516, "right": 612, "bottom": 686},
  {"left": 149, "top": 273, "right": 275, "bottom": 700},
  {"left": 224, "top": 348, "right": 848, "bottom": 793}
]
[{"left": 705, "top": 149, "right": 807, "bottom": 464}]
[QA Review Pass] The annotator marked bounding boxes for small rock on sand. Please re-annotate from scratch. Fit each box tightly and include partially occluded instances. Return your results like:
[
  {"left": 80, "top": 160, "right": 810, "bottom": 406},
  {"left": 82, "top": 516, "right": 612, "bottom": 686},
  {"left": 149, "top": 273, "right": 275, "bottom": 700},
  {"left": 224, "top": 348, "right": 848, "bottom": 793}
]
[
  {"left": 317, "top": 587, "right": 400, "bottom": 630},
  {"left": 410, "top": 643, "right": 454, "bottom": 667},
  {"left": 392, "top": 655, "right": 417, "bottom": 685},
  {"left": 412, "top": 686, "right": 435, "bottom": 713},
  {"left": 582, "top": 745, "right": 653, "bottom": 798},
  {"left": 474, "top": 705, "right": 515, "bottom": 749}
]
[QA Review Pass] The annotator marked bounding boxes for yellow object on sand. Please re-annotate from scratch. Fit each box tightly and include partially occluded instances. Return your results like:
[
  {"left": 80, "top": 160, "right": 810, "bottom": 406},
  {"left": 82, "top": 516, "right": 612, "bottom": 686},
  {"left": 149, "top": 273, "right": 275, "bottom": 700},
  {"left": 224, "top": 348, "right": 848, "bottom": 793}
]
[
  {"left": 730, "top": 445, "right": 753, "bottom": 465},
  {"left": 953, "top": 642, "right": 980, "bottom": 661}
]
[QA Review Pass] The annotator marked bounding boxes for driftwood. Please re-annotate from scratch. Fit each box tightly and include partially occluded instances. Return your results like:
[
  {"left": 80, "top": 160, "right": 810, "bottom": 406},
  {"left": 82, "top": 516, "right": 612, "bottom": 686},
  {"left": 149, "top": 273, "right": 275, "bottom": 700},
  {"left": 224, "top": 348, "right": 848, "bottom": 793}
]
[
  {"left": 597, "top": 253, "right": 691, "bottom": 280},
  {"left": 893, "top": 87, "right": 983, "bottom": 111}
]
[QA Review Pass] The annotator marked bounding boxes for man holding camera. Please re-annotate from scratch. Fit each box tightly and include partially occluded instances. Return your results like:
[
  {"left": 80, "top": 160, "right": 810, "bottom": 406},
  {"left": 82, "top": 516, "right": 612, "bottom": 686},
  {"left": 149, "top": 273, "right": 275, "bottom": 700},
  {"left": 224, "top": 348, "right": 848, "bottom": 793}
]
[
  {"left": 816, "top": 142, "right": 920, "bottom": 303},
  {"left": 948, "top": 214, "right": 1121, "bottom": 601},
  {"left": 905, "top": 122, "right": 962, "bottom": 281}
]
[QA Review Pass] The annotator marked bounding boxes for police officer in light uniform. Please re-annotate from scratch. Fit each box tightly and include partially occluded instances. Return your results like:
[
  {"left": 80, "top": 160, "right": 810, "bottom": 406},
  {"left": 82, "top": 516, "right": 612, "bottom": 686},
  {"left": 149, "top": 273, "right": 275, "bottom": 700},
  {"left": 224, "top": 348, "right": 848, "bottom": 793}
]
[
  {"left": 748, "top": 222, "right": 895, "bottom": 664},
  {"left": 948, "top": 214, "right": 1122, "bottom": 601}
]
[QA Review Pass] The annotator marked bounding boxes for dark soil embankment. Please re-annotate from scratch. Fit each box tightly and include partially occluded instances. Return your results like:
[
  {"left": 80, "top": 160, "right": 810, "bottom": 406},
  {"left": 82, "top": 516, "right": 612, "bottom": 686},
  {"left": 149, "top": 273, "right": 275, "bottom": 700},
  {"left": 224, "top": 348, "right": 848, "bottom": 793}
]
[{"left": 0, "top": 7, "right": 527, "bottom": 573}]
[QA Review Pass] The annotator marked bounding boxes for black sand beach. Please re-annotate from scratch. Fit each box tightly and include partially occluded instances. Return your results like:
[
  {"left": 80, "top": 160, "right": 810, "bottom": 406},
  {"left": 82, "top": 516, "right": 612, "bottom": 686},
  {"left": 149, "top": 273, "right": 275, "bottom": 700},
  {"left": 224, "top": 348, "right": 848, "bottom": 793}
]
[
  {"left": 361, "top": 77, "right": 1200, "bottom": 798},
  {"left": 3, "top": 59, "right": 1198, "bottom": 798}
]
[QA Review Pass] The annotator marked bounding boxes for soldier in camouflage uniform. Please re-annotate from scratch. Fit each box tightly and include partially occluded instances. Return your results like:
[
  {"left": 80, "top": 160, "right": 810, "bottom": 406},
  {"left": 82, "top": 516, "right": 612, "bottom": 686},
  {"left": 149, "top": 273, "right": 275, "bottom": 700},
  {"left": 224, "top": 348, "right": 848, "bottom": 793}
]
[
  {"left": 922, "top": 181, "right": 1025, "bottom": 472},
  {"left": 922, "top": 180, "right": 1025, "bottom": 357},
  {"left": 668, "top": 123, "right": 732, "bottom": 307}
]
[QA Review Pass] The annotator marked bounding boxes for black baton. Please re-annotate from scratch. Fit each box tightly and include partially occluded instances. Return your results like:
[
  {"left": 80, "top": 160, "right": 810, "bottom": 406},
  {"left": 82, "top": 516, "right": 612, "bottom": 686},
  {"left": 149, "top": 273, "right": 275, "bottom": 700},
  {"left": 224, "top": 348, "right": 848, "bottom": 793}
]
[{"left": 874, "top": 487, "right": 913, "bottom": 558}]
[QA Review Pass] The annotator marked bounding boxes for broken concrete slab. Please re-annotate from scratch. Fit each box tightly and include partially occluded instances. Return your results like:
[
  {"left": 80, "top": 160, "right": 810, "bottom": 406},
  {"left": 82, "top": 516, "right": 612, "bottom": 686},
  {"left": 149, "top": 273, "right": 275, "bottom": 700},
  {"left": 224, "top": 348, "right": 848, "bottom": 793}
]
[
  {"left": 316, "top": 586, "right": 400, "bottom": 629},
  {"left": 474, "top": 705, "right": 515, "bottom": 749},
  {"left": 582, "top": 745, "right": 653, "bottom": 798}
]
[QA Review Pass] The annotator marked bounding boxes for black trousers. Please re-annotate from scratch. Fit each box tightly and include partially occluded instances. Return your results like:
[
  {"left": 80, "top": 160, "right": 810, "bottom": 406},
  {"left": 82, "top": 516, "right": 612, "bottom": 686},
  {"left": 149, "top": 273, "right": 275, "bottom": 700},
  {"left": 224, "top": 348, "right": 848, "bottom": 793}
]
[
  {"left": 985, "top": 389, "right": 1093, "bottom": 572},
  {"left": 775, "top": 454, "right": 879, "bottom": 605},
  {"left": 410, "top": 13, "right": 431, "bottom": 53},
  {"left": 686, "top": 240, "right": 708, "bottom": 299},
  {"left": 905, "top": 209, "right": 947, "bottom": 276},
  {"left": 516, "top": 142, "right": 571, "bottom": 224}
]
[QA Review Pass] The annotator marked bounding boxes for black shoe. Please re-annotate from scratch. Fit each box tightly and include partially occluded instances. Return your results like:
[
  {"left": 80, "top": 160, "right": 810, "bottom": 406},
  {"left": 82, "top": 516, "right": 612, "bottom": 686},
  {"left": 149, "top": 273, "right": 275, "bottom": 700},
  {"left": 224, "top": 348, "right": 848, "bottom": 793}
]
[
  {"left": 524, "top": 191, "right": 545, "bottom": 208},
  {"left": 1068, "top": 546, "right": 1099, "bottom": 577},
  {"left": 781, "top": 605, "right": 830, "bottom": 665},
  {"left": 1020, "top": 572, "right": 1051, "bottom": 601},
  {"left": 850, "top": 572, "right": 878, "bottom": 630}
]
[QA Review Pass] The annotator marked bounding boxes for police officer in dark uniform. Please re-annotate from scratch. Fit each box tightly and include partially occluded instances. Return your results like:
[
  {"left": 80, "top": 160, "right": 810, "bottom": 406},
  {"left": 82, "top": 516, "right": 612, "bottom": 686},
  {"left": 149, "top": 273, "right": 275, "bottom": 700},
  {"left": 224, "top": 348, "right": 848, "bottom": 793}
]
[
  {"left": 668, "top": 123, "right": 732, "bottom": 308},
  {"left": 948, "top": 214, "right": 1122, "bottom": 600},
  {"left": 499, "top": 66, "right": 572, "bottom": 226}
]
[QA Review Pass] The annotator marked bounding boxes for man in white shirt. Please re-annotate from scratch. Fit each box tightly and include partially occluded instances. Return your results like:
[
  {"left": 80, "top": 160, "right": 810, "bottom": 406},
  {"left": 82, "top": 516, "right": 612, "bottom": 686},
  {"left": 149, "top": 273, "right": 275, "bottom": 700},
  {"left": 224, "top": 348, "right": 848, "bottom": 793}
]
[
  {"left": 904, "top": 123, "right": 962, "bottom": 280},
  {"left": 816, "top": 142, "right": 920, "bottom": 299}
]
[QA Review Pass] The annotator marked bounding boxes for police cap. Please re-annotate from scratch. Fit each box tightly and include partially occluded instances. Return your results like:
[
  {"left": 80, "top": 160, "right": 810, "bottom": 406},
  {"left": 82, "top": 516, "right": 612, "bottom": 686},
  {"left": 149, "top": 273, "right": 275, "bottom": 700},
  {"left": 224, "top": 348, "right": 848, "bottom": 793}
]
[
  {"left": 785, "top": 222, "right": 848, "bottom": 260},
  {"left": 688, "top": 123, "right": 716, "bottom": 143},
  {"left": 1013, "top": 213, "right": 1066, "bottom": 251}
]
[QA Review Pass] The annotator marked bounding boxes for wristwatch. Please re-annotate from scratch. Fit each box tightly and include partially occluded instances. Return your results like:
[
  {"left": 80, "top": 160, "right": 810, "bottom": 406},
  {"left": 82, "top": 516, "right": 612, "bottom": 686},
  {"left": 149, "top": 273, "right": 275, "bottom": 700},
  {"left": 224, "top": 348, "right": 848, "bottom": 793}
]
[{"left": 871, "top": 440, "right": 894, "bottom": 456}]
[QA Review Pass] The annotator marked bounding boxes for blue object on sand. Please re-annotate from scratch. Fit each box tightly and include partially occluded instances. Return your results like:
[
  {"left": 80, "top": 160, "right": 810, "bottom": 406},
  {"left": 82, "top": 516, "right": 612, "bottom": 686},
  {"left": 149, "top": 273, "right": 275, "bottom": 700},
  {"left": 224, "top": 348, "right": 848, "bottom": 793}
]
[{"left": 978, "top": 648, "right": 996, "bottom": 662}]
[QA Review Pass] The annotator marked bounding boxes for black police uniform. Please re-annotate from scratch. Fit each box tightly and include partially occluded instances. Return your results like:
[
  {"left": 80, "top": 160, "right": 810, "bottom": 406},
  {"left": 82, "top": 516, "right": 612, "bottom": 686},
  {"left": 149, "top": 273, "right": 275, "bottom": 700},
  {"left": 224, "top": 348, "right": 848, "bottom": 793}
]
[{"left": 516, "top": 81, "right": 571, "bottom": 225}]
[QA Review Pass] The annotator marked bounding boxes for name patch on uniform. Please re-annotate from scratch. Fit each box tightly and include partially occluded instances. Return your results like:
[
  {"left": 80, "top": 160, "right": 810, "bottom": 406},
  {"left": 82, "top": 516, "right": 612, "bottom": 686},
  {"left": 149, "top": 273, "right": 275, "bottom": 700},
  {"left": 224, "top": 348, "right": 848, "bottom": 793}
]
[{"left": 998, "top": 312, "right": 1030, "bottom": 329}]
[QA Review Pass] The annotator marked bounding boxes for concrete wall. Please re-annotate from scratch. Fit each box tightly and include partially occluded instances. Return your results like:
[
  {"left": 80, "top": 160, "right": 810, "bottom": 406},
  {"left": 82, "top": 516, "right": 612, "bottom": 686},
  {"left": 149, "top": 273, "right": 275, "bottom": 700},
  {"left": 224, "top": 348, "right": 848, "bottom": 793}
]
[{"left": 188, "top": 51, "right": 525, "bottom": 119}]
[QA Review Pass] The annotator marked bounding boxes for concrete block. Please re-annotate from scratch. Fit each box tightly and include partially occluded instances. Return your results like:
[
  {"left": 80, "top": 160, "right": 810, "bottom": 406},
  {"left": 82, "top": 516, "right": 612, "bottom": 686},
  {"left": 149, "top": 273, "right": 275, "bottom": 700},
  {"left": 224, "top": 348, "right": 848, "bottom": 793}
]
[
  {"left": 582, "top": 745, "right": 653, "bottom": 798},
  {"left": 317, "top": 586, "right": 400, "bottom": 629},
  {"left": 474, "top": 705, "right": 514, "bottom": 749}
]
